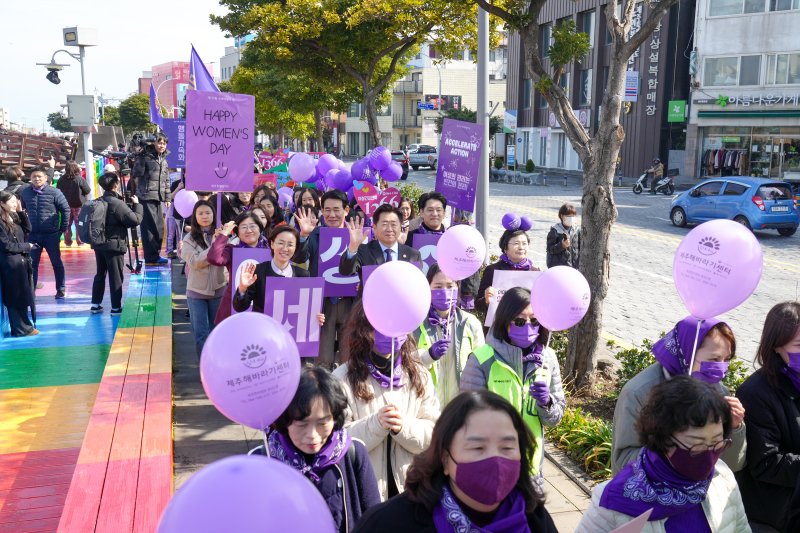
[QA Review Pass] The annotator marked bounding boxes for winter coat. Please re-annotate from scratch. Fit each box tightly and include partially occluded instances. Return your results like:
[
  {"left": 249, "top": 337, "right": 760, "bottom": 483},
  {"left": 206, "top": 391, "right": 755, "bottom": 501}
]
[
  {"left": 735, "top": 368, "right": 800, "bottom": 530},
  {"left": 353, "top": 491, "right": 558, "bottom": 533},
  {"left": 611, "top": 363, "right": 747, "bottom": 475},
  {"left": 545, "top": 222, "right": 580, "bottom": 268},
  {"left": 132, "top": 148, "right": 170, "bottom": 202},
  {"left": 4, "top": 180, "right": 29, "bottom": 200},
  {"left": 206, "top": 234, "right": 237, "bottom": 325},
  {"left": 576, "top": 461, "right": 751, "bottom": 533},
  {"left": 180, "top": 232, "right": 228, "bottom": 297},
  {"left": 20, "top": 184, "right": 70, "bottom": 235},
  {"left": 0, "top": 212, "right": 35, "bottom": 309},
  {"left": 56, "top": 175, "right": 91, "bottom": 208},
  {"left": 231, "top": 261, "right": 309, "bottom": 313},
  {"left": 332, "top": 362, "right": 440, "bottom": 501},
  {"left": 475, "top": 260, "right": 541, "bottom": 314},
  {"left": 98, "top": 192, "right": 144, "bottom": 253}
]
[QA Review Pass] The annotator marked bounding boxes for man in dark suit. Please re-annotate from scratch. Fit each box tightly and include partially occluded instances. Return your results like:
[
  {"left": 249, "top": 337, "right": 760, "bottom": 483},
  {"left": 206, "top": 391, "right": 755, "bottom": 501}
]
[
  {"left": 405, "top": 191, "right": 447, "bottom": 249},
  {"left": 339, "top": 203, "right": 421, "bottom": 278}
]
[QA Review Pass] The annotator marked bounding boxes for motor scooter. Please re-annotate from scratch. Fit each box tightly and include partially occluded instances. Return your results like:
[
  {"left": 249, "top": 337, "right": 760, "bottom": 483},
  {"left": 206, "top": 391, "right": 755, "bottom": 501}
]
[{"left": 633, "top": 172, "right": 674, "bottom": 195}]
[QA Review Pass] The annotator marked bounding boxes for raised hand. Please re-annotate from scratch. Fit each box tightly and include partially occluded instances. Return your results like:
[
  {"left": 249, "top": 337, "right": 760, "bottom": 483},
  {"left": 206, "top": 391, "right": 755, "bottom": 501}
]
[
  {"left": 238, "top": 262, "right": 258, "bottom": 293},
  {"left": 485, "top": 286, "right": 497, "bottom": 305},
  {"left": 345, "top": 216, "right": 366, "bottom": 253},
  {"left": 220, "top": 220, "right": 236, "bottom": 237},
  {"left": 294, "top": 207, "right": 318, "bottom": 237}
]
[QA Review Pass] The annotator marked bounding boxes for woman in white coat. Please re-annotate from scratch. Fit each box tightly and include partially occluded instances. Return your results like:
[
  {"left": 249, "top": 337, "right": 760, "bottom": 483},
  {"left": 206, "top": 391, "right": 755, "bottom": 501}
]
[
  {"left": 577, "top": 375, "right": 750, "bottom": 533},
  {"left": 333, "top": 300, "right": 440, "bottom": 502}
]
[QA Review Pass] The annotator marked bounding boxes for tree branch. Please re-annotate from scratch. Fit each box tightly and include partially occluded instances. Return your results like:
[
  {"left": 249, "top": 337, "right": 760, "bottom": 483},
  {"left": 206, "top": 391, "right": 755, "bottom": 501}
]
[
  {"left": 367, "top": 35, "right": 418, "bottom": 79},
  {"left": 370, "top": 37, "right": 419, "bottom": 94},
  {"left": 621, "top": 0, "right": 678, "bottom": 58},
  {"left": 473, "top": 0, "right": 514, "bottom": 22}
]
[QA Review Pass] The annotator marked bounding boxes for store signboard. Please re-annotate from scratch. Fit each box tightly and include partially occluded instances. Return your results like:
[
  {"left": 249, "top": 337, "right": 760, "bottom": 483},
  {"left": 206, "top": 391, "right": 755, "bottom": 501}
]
[
  {"left": 667, "top": 100, "right": 686, "bottom": 122},
  {"left": 693, "top": 93, "right": 800, "bottom": 107}
]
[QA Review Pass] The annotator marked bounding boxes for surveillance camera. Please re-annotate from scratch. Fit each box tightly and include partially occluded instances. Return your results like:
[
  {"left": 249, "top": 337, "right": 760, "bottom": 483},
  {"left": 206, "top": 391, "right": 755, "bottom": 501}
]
[{"left": 46, "top": 70, "right": 61, "bottom": 84}]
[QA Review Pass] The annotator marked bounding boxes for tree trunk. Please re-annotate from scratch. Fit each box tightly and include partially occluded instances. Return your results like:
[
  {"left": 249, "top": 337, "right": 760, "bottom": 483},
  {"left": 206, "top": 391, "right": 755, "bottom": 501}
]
[
  {"left": 314, "top": 109, "right": 324, "bottom": 152},
  {"left": 278, "top": 126, "right": 285, "bottom": 150},
  {"left": 363, "top": 90, "right": 382, "bottom": 148}
]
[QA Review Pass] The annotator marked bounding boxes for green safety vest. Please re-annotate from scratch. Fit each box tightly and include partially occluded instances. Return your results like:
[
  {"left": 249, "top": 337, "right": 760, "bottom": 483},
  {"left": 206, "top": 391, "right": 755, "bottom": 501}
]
[
  {"left": 473, "top": 344, "right": 549, "bottom": 476},
  {"left": 416, "top": 321, "right": 476, "bottom": 388}
]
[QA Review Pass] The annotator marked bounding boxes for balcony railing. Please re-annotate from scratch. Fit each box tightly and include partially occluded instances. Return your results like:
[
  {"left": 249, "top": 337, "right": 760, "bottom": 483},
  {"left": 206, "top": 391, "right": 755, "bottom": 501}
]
[
  {"left": 393, "top": 115, "right": 422, "bottom": 128},
  {"left": 393, "top": 80, "right": 423, "bottom": 94}
]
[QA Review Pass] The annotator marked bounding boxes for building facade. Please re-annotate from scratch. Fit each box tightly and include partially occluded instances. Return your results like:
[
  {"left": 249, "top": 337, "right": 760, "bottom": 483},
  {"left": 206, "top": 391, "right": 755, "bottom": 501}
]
[
  {"left": 150, "top": 61, "right": 192, "bottom": 118},
  {"left": 0, "top": 107, "right": 10, "bottom": 129},
  {"left": 505, "top": 0, "right": 693, "bottom": 178},
  {"left": 686, "top": 0, "right": 800, "bottom": 181}
]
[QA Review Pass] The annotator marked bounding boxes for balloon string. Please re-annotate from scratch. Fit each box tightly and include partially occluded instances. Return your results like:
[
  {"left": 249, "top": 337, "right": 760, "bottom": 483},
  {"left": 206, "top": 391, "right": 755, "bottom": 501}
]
[
  {"left": 390, "top": 341, "right": 395, "bottom": 394},
  {"left": 687, "top": 319, "right": 704, "bottom": 376}
]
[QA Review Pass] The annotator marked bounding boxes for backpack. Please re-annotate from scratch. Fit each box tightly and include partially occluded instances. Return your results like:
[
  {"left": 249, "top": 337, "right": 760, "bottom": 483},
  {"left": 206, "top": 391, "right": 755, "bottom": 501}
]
[{"left": 77, "top": 199, "right": 108, "bottom": 247}]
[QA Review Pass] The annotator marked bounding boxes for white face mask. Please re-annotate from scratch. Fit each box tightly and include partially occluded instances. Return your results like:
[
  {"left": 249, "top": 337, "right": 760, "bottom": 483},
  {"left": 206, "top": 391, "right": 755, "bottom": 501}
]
[{"left": 562, "top": 216, "right": 575, "bottom": 227}]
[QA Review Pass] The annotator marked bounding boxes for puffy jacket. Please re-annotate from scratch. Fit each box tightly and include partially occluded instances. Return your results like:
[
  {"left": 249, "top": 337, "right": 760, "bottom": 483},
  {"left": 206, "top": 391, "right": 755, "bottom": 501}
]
[
  {"left": 56, "top": 175, "right": 91, "bottom": 208},
  {"left": 576, "top": 461, "right": 751, "bottom": 533},
  {"left": 20, "top": 185, "right": 70, "bottom": 234},
  {"left": 180, "top": 233, "right": 228, "bottom": 297},
  {"left": 332, "top": 362, "right": 440, "bottom": 501},
  {"left": 4, "top": 180, "right": 29, "bottom": 200},
  {"left": 132, "top": 148, "right": 170, "bottom": 202},
  {"left": 98, "top": 191, "right": 144, "bottom": 253},
  {"left": 546, "top": 223, "right": 580, "bottom": 268}
]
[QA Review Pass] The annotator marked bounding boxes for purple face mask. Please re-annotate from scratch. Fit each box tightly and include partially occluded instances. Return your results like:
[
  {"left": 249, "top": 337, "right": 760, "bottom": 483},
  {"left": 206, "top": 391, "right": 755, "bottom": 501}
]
[
  {"left": 373, "top": 331, "right": 407, "bottom": 354},
  {"left": 451, "top": 455, "right": 520, "bottom": 506},
  {"left": 507, "top": 323, "right": 540, "bottom": 348},
  {"left": 431, "top": 288, "right": 457, "bottom": 311},
  {"left": 787, "top": 352, "right": 800, "bottom": 373},
  {"left": 692, "top": 361, "right": 729, "bottom": 384},
  {"left": 667, "top": 446, "right": 723, "bottom": 481}
]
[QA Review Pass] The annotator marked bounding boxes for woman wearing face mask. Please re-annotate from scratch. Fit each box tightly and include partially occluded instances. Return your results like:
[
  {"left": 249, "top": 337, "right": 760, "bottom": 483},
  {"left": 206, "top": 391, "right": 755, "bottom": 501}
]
[
  {"left": 353, "top": 390, "right": 558, "bottom": 532},
  {"left": 545, "top": 203, "right": 580, "bottom": 269},
  {"left": 256, "top": 365, "right": 381, "bottom": 532},
  {"left": 414, "top": 263, "right": 485, "bottom": 407},
  {"left": 333, "top": 301, "right": 440, "bottom": 502},
  {"left": 460, "top": 287, "right": 566, "bottom": 488},
  {"left": 611, "top": 316, "right": 746, "bottom": 475},
  {"left": 734, "top": 302, "right": 800, "bottom": 531},
  {"left": 578, "top": 376, "right": 749, "bottom": 532},
  {"left": 207, "top": 212, "right": 269, "bottom": 325},
  {"left": 476, "top": 214, "right": 539, "bottom": 316},
  {"left": 180, "top": 200, "right": 227, "bottom": 357}
]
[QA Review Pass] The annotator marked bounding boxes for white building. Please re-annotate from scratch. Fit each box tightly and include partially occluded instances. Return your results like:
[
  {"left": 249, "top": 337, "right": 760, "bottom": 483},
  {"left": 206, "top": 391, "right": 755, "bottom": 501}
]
[
  {"left": 686, "top": 0, "right": 800, "bottom": 180},
  {"left": 0, "top": 107, "right": 10, "bottom": 129},
  {"left": 344, "top": 40, "right": 508, "bottom": 156},
  {"left": 219, "top": 34, "right": 255, "bottom": 82}
]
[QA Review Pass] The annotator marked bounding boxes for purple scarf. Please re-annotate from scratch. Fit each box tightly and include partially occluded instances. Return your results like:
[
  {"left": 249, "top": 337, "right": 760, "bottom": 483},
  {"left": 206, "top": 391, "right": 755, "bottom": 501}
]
[
  {"left": 522, "top": 343, "right": 545, "bottom": 367},
  {"left": 782, "top": 367, "right": 800, "bottom": 392},
  {"left": 499, "top": 253, "right": 532, "bottom": 271},
  {"left": 432, "top": 485, "right": 530, "bottom": 533},
  {"left": 266, "top": 427, "right": 351, "bottom": 484},
  {"left": 235, "top": 234, "right": 270, "bottom": 249},
  {"left": 651, "top": 316, "right": 723, "bottom": 376},
  {"left": 428, "top": 306, "right": 451, "bottom": 330},
  {"left": 600, "top": 448, "right": 712, "bottom": 531},
  {"left": 366, "top": 354, "right": 403, "bottom": 389},
  {"left": 416, "top": 223, "right": 445, "bottom": 235},
  {"left": 32, "top": 186, "right": 46, "bottom": 195}
]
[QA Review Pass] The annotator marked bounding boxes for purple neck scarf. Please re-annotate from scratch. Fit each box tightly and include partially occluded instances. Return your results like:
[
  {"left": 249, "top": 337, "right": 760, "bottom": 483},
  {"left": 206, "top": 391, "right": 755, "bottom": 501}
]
[
  {"left": 32, "top": 186, "right": 46, "bottom": 195},
  {"left": 651, "top": 316, "right": 723, "bottom": 376},
  {"left": 428, "top": 306, "right": 451, "bottom": 330},
  {"left": 600, "top": 448, "right": 712, "bottom": 529},
  {"left": 417, "top": 223, "right": 445, "bottom": 235},
  {"left": 499, "top": 253, "right": 532, "bottom": 271},
  {"left": 521, "top": 343, "right": 545, "bottom": 367},
  {"left": 366, "top": 354, "right": 403, "bottom": 389},
  {"left": 266, "top": 427, "right": 351, "bottom": 484},
  {"left": 782, "top": 367, "right": 800, "bottom": 392},
  {"left": 235, "top": 234, "right": 269, "bottom": 249},
  {"left": 432, "top": 485, "right": 530, "bottom": 533}
]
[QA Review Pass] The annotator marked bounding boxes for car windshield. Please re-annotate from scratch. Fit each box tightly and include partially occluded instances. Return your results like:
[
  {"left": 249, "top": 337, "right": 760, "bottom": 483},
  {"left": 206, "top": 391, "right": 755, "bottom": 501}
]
[{"left": 758, "top": 184, "right": 793, "bottom": 200}]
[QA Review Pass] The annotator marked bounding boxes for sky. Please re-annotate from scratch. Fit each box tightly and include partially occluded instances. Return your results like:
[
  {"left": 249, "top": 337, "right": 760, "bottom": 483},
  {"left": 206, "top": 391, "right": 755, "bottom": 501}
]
[{"left": 1, "top": 0, "right": 233, "bottom": 132}]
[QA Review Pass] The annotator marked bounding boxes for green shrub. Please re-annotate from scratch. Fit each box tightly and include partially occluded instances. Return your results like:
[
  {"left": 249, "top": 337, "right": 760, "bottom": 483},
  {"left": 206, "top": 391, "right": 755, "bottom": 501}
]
[
  {"left": 494, "top": 156, "right": 504, "bottom": 169},
  {"left": 525, "top": 159, "right": 535, "bottom": 173},
  {"left": 546, "top": 407, "right": 613, "bottom": 480},
  {"left": 549, "top": 331, "right": 569, "bottom": 372},
  {"left": 398, "top": 182, "right": 425, "bottom": 207},
  {"left": 612, "top": 337, "right": 658, "bottom": 395},
  {"left": 722, "top": 358, "right": 749, "bottom": 393}
]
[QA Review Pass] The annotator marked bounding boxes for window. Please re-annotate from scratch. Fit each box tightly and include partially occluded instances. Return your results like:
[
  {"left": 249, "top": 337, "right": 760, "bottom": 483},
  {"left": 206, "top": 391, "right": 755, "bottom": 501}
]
[
  {"left": 465, "top": 50, "right": 473, "bottom": 61},
  {"left": 696, "top": 181, "right": 723, "bottom": 196},
  {"left": 539, "top": 135, "right": 547, "bottom": 166},
  {"left": 559, "top": 72, "right": 571, "bottom": 99},
  {"left": 378, "top": 105, "right": 391, "bottom": 117},
  {"left": 709, "top": 0, "right": 767, "bottom": 14},
  {"left": 428, "top": 46, "right": 438, "bottom": 59},
  {"left": 539, "top": 24, "right": 552, "bottom": 59},
  {"left": 759, "top": 184, "right": 793, "bottom": 199},
  {"left": 490, "top": 50, "right": 496, "bottom": 62},
  {"left": 602, "top": 66, "right": 610, "bottom": 93},
  {"left": 703, "top": 56, "right": 761, "bottom": 86},
  {"left": 767, "top": 53, "right": 800, "bottom": 84},
  {"left": 579, "top": 69, "right": 593, "bottom": 106},
  {"left": 723, "top": 182, "right": 748, "bottom": 195},
  {"left": 347, "top": 103, "right": 361, "bottom": 117},
  {"left": 740, "top": 56, "right": 761, "bottom": 85},
  {"left": 523, "top": 79, "right": 532, "bottom": 109},
  {"left": 580, "top": 10, "right": 596, "bottom": 47},
  {"left": 771, "top": 0, "right": 800, "bottom": 10},
  {"left": 538, "top": 93, "right": 548, "bottom": 109}
]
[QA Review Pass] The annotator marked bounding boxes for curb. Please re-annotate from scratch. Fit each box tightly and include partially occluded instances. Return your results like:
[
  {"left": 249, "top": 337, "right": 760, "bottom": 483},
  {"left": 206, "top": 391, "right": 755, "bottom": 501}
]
[{"left": 544, "top": 442, "right": 596, "bottom": 497}]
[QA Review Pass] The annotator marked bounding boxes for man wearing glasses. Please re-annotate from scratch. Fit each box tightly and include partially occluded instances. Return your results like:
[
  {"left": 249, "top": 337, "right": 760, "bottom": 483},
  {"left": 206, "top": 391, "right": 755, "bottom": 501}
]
[{"left": 405, "top": 191, "right": 447, "bottom": 249}]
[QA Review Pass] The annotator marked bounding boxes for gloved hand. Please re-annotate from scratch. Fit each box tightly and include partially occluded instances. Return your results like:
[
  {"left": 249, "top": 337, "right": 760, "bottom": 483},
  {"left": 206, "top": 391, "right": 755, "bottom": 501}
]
[
  {"left": 459, "top": 295, "right": 475, "bottom": 310},
  {"left": 529, "top": 380, "right": 551, "bottom": 407},
  {"left": 429, "top": 339, "right": 451, "bottom": 361}
]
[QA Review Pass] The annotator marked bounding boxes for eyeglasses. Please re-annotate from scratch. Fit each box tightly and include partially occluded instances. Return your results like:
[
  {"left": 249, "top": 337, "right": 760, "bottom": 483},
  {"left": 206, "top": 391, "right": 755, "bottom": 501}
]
[
  {"left": 671, "top": 436, "right": 732, "bottom": 456},
  {"left": 238, "top": 224, "right": 260, "bottom": 232},
  {"left": 512, "top": 317, "right": 539, "bottom": 328}
]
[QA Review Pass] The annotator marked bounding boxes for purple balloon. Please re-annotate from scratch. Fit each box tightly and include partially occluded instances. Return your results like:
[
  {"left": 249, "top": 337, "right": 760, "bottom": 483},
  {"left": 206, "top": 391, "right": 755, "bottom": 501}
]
[
  {"left": 288, "top": 153, "right": 316, "bottom": 182},
  {"left": 369, "top": 146, "right": 392, "bottom": 171},
  {"left": 277, "top": 186, "right": 294, "bottom": 209},
  {"left": 363, "top": 262, "right": 431, "bottom": 336},
  {"left": 324, "top": 168, "right": 340, "bottom": 189},
  {"left": 519, "top": 216, "right": 533, "bottom": 232},
  {"left": 351, "top": 158, "right": 369, "bottom": 181},
  {"left": 437, "top": 225, "right": 486, "bottom": 281},
  {"left": 156, "top": 456, "right": 335, "bottom": 533},
  {"left": 673, "top": 219, "right": 763, "bottom": 319},
  {"left": 316, "top": 153, "right": 338, "bottom": 177},
  {"left": 381, "top": 161, "right": 403, "bottom": 182},
  {"left": 200, "top": 312, "right": 301, "bottom": 430},
  {"left": 332, "top": 169, "right": 353, "bottom": 191},
  {"left": 346, "top": 186, "right": 356, "bottom": 203},
  {"left": 531, "top": 266, "right": 591, "bottom": 330},
  {"left": 361, "top": 168, "right": 377, "bottom": 185},
  {"left": 501, "top": 212, "right": 520, "bottom": 231},
  {"left": 174, "top": 189, "right": 199, "bottom": 219},
  {"left": 337, "top": 159, "right": 347, "bottom": 171}
]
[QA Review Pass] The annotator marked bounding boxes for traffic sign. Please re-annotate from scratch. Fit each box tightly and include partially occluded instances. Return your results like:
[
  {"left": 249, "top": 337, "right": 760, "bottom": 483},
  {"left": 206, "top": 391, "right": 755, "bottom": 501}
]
[{"left": 418, "top": 102, "right": 435, "bottom": 110}]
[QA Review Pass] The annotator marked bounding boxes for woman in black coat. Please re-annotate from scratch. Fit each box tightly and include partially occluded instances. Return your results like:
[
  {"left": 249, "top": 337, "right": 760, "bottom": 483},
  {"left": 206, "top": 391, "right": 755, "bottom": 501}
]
[
  {"left": 735, "top": 301, "right": 800, "bottom": 531},
  {"left": 0, "top": 190, "right": 38, "bottom": 336}
]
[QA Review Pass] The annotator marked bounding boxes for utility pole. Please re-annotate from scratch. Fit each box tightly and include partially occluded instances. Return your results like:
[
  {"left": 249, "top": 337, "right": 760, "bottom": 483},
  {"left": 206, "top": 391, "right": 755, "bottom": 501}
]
[{"left": 476, "top": 7, "right": 490, "bottom": 257}]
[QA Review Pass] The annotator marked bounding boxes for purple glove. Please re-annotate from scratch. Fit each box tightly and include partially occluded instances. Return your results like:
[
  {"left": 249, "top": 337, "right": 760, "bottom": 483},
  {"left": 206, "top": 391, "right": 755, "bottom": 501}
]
[
  {"left": 529, "top": 380, "right": 551, "bottom": 407},
  {"left": 429, "top": 339, "right": 451, "bottom": 361},
  {"left": 459, "top": 294, "right": 475, "bottom": 310}
]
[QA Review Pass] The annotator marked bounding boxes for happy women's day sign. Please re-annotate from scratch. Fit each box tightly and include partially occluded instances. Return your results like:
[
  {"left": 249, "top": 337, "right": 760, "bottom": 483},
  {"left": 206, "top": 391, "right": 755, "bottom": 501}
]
[{"left": 185, "top": 91, "right": 255, "bottom": 192}]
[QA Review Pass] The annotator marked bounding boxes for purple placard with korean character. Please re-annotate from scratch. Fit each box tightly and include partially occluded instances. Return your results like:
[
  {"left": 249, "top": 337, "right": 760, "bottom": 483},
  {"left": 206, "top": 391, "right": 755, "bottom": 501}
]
[
  {"left": 264, "top": 277, "right": 325, "bottom": 358},
  {"left": 231, "top": 247, "right": 272, "bottom": 314},
  {"left": 318, "top": 227, "right": 366, "bottom": 297}
]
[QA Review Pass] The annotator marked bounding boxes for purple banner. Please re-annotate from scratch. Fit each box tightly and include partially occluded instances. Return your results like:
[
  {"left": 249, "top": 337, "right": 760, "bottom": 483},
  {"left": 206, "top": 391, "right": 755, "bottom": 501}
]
[
  {"left": 413, "top": 234, "right": 441, "bottom": 275},
  {"left": 435, "top": 118, "right": 484, "bottom": 212},
  {"left": 231, "top": 248, "right": 272, "bottom": 314},
  {"left": 264, "top": 277, "right": 325, "bottom": 358},
  {"left": 318, "top": 228, "right": 361, "bottom": 297},
  {"left": 162, "top": 118, "right": 186, "bottom": 169},
  {"left": 185, "top": 91, "right": 255, "bottom": 192}
]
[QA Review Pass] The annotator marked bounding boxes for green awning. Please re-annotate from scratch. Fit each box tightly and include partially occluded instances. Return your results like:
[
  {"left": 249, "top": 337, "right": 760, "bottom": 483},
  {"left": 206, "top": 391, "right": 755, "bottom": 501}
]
[{"left": 698, "top": 110, "right": 800, "bottom": 118}]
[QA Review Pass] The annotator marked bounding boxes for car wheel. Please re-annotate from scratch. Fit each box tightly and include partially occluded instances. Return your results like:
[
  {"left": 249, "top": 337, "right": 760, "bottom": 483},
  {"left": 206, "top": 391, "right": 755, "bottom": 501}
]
[
  {"left": 411, "top": 165, "right": 419, "bottom": 171},
  {"left": 778, "top": 227, "right": 797, "bottom": 237},
  {"left": 734, "top": 215, "right": 752, "bottom": 231},
  {"left": 670, "top": 207, "right": 687, "bottom": 227},
  {"left": 633, "top": 183, "right": 643, "bottom": 194},
  {"left": 431, "top": 159, "right": 437, "bottom": 169}
]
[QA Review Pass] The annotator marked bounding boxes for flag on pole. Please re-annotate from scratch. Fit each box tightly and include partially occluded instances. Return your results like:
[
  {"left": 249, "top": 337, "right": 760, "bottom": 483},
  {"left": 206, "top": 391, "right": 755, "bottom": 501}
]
[
  {"left": 189, "top": 45, "right": 220, "bottom": 92},
  {"left": 149, "top": 82, "right": 164, "bottom": 129}
]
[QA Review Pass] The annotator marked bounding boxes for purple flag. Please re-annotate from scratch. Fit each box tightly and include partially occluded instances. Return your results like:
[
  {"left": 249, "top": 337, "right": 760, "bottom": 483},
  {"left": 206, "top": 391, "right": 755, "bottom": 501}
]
[
  {"left": 264, "top": 277, "right": 325, "bottom": 358},
  {"left": 318, "top": 228, "right": 360, "bottom": 297},
  {"left": 185, "top": 91, "right": 255, "bottom": 192},
  {"left": 162, "top": 118, "right": 186, "bottom": 169},
  {"left": 149, "top": 83, "right": 164, "bottom": 129},
  {"left": 189, "top": 45, "right": 220, "bottom": 92},
  {"left": 435, "top": 118, "right": 484, "bottom": 212},
  {"left": 413, "top": 234, "right": 441, "bottom": 275},
  {"left": 231, "top": 248, "right": 272, "bottom": 314}
]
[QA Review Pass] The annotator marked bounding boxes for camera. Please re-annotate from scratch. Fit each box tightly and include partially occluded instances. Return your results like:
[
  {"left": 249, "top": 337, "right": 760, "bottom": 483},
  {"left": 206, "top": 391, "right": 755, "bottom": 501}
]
[{"left": 45, "top": 65, "right": 63, "bottom": 85}]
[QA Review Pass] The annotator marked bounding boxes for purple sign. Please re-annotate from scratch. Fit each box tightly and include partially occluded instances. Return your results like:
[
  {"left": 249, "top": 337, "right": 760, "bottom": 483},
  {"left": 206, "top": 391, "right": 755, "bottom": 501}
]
[
  {"left": 264, "top": 277, "right": 325, "bottom": 358},
  {"left": 162, "top": 118, "right": 186, "bottom": 169},
  {"left": 435, "top": 118, "right": 484, "bottom": 212},
  {"left": 185, "top": 91, "right": 255, "bottom": 192},
  {"left": 318, "top": 228, "right": 361, "bottom": 297},
  {"left": 413, "top": 234, "right": 441, "bottom": 275},
  {"left": 231, "top": 248, "right": 272, "bottom": 314}
]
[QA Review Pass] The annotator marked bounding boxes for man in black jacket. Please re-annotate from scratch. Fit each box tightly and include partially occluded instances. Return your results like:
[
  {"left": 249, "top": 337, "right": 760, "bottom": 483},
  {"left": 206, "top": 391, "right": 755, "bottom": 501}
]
[
  {"left": 21, "top": 167, "right": 70, "bottom": 298},
  {"left": 132, "top": 133, "right": 170, "bottom": 264},
  {"left": 90, "top": 172, "right": 143, "bottom": 314}
]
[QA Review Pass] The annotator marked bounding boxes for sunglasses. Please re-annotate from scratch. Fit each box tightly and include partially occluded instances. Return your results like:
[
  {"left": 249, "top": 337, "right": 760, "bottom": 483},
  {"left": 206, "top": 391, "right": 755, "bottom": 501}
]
[{"left": 512, "top": 317, "right": 540, "bottom": 328}]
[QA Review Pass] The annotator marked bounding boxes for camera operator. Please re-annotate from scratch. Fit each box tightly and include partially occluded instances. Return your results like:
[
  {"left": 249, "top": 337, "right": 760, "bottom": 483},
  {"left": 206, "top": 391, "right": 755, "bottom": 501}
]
[
  {"left": 90, "top": 172, "right": 143, "bottom": 315},
  {"left": 132, "top": 132, "right": 170, "bottom": 265}
]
